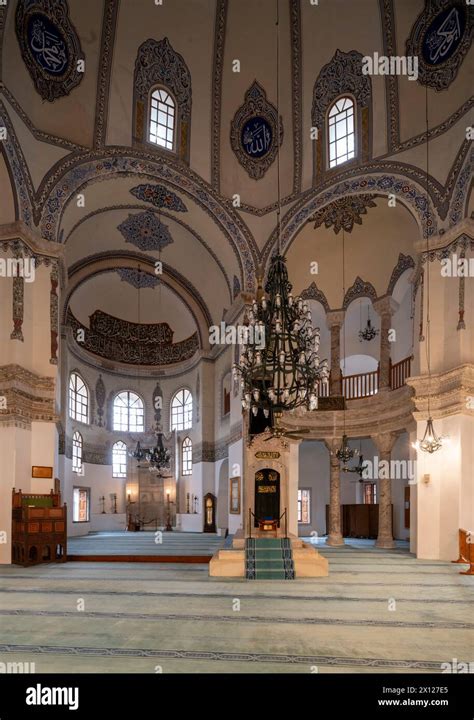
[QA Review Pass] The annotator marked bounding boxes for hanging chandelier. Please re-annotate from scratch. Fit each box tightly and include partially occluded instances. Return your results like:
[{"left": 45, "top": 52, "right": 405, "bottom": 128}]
[
  {"left": 413, "top": 417, "right": 442, "bottom": 454},
  {"left": 233, "top": 254, "right": 329, "bottom": 420},
  {"left": 129, "top": 426, "right": 171, "bottom": 472},
  {"left": 413, "top": 86, "right": 442, "bottom": 454},
  {"left": 359, "top": 305, "right": 379, "bottom": 342},
  {"left": 336, "top": 434, "right": 355, "bottom": 464}
]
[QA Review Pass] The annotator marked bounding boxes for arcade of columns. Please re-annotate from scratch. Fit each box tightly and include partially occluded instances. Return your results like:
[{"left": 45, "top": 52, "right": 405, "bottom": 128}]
[{"left": 321, "top": 296, "right": 401, "bottom": 550}]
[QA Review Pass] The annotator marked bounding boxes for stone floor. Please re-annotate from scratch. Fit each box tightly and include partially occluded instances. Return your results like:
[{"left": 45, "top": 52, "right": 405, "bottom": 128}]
[{"left": 0, "top": 536, "right": 472, "bottom": 674}]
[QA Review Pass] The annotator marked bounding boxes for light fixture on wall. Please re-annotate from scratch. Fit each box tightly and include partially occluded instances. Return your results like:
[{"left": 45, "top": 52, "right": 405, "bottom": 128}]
[
  {"left": 358, "top": 301, "right": 379, "bottom": 342},
  {"left": 412, "top": 86, "right": 443, "bottom": 455},
  {"left": 232, "top": 0, "right": 329, "bottom": 425}
]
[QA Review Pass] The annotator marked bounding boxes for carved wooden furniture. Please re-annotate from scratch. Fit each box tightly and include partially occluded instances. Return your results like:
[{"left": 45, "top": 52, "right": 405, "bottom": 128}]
[
  {"left": 452, "top": 528, "right": 474, "bottom": 575},
  {"left": 12, "top": 489, "right": 67, "bottom": 566}
]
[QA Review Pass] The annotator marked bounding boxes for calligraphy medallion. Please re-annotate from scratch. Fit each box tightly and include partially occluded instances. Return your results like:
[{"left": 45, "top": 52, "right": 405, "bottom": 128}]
[
  {"left": 231, "top": 82, "right": 283, "bottom": 179},
  {"left": 16, "top": 0, "right": 85, "bottom": 101},
  {"left": 406, "top": 0, "right": 473, "bottom": 90}
]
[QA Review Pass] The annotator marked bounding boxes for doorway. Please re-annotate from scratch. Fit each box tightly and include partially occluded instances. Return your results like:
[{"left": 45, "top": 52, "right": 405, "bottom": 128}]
[
  {"left": 203, "top": 493, "right": 216, "bottom": 532},
  {"left": 254, "top": 469, "right": 280, "bottom": 527}
]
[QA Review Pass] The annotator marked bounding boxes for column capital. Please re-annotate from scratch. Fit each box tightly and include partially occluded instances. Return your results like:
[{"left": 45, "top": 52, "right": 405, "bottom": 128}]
[
  {"left": 326, "top": 310, "right": 345, "bottom": 329},
  {"left": 372, "top": 431, "right": 398, "bottom": 456},
  {"left": 374, "top": 296, "right": 399, "bottom": 317}
]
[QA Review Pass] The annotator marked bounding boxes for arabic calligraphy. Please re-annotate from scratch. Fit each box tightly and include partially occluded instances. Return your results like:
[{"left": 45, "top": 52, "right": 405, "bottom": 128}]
[
  {"left": 241, "top": 117, "right": 273, "bottom": 158},
  {"left": 27, "top": 13, "right": 68, "bottom": 75},
  {"left": 422, "top": 6, "right": 466, "bottom": 66}
]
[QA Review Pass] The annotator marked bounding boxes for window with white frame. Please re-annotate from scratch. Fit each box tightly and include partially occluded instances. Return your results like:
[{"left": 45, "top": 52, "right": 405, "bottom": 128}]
[
  {"left": 328, "top": 96, "right": 355, "bottom": 168},
  {"left": 72, "top": 431, "right": 83, "bottom": 474},
  {"left": 69, "top": 373, "right": 89, "bottom": 423},
  {"left": 182, "top": 437, "right": 192, "bottom": 476},
  {"left": 112, "top": 441, "right": 127, "bottom": 478},
  {"left": 149, "top": 88, "right": 175, "bottom": 150},
  {"left": 171, "top": 389, "right": 193, "bottom": 431},
  {"left": 298, "top": 488, "right": 311, "bottom": 524},
  {"left": 113, "top": 392, "right": 144, "bottom": 432}
]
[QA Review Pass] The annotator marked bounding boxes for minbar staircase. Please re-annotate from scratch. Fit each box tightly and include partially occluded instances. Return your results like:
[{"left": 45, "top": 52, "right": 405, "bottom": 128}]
[{"left": 245, "top": 537, "right": 295, "bottom": 580}]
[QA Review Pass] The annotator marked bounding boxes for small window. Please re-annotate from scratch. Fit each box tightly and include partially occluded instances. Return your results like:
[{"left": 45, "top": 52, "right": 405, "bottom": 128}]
[
  {"left": 69, "top": 373, "right": 89, "bottom": 424},
  {"left": 328, "top": 97, "right": 355, "bottom": 168},
  {"left": 113, "top": 391, "right": 144, "bottom": 432},
  {"left": 73, "top": 487, "right": 89, "bottom": 522},
  {"left": 112, "top": 441, "right": 127, "bottom": 478},
  {"left": 171, "top": 389, "right": 193, "bottom": 431},
  {"left": 364, "top": 482, "right": 377, "bottom": 505},
  {"left": 149, "top": 88, "right": 175, "bottom": 150},
  {"left": 72, "top": 431, "right": 83, "bottom": 474},
  {"left": 182, "top": 437, "right": 192, "bottom": 476},
  {"left": 298, "top": 488, "right": 311, "bottom": 524}
]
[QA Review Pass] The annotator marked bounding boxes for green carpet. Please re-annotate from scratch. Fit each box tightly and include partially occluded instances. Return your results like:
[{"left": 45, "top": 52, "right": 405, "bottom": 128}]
[{"left": 246, "top": 537, "right": 295, "bottom": 579}]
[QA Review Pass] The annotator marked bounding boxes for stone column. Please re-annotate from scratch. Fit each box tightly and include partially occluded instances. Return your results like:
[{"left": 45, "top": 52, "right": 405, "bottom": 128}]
[
  {"left": 324, "top": 438, "right": 344, "bottom": 546},
  {"left": 373, "top": 432, "right": 397, "bottom": 549},
  {"left": 326, "top": 311, "right": 344, "bottom": 395},
  {"left": 373, "top": 297, "right": 399, "bottom": 389}
]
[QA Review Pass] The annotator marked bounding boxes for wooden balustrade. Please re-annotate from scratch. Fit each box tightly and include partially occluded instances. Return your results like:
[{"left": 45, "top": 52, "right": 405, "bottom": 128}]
[
  {"left": 341, "top": 368, "right": 379, "bottom": 399},
  {"left": 390, "top": 355, "right": 413, "bottom": 390},
  {"left": 452, "top": 528, "right": 474, "bottom": 575}
]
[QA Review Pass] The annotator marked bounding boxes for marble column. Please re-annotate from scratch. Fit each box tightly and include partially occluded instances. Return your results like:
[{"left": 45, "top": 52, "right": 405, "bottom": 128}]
[
  {"left": 326, "top": 310, "right": 344, "bottom": 395},
  {"left": 373, "top": 432, "right": 397, "bottom": 549},
  {"left": 374, "top": 297, "right": 399, "bottom": 389},
  {"left": 324, "top": 438, "right": 344, "bottom": 546}
]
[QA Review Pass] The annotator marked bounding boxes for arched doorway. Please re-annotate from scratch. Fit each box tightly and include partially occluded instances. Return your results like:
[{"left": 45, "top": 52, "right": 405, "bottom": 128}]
[
  {"left": 254, "top": 469, "right": 280, "bottom": 527},
  {"left": 203, "top": 493, "right": 217, "bottom": 533}
]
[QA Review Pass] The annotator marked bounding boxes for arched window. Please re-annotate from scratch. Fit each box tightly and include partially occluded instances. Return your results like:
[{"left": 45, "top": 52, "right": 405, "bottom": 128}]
[
  {"left": 171, "top": 389, "right": 193, "bottom": 431},
  {"left": 328, "top": 97, "right": 355, "bottom": 168},
  {"left": 182, "top": 437, "right": 192, "bottom": 476},
  {"left": 72, "top": 431, "right": 83, "bottom": 473},
  {"left": 113, "top": 391, "right": 144, "bottom": 432},
  {"left": 149, "top": 88, "right": 175, "bottom": 150},
  {"left": 112, "top": 441, "right": 127, "bottom": 478},
  {"left": 69, "top": 373, "right": 89, "bottom": 423}
]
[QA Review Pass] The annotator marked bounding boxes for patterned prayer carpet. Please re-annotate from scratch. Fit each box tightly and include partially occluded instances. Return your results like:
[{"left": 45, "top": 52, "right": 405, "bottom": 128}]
[{"left": 0, "top": 535, "right": 472, "bottom": 674}]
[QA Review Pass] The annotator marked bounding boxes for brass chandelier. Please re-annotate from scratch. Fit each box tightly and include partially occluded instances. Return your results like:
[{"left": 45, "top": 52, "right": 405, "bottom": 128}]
[{"left": 233, "top": 255, "right": 329, "bottom": 420}]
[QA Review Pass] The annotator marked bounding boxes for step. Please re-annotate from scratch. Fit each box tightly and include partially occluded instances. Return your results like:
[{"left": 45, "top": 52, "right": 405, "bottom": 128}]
[{"left": 253, "top": 569, "right": 293, "bottom": 580}]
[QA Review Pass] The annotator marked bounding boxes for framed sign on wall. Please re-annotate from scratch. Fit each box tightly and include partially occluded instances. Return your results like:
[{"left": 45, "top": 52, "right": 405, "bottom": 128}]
[{"left": 229, "top": 477, "right": 241, "bottom": 514}]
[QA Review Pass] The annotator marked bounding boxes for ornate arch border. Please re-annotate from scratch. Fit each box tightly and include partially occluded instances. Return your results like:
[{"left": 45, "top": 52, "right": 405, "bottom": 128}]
[
  {"left": 63, "top": 252, "right": 213, "bottom": 351},
  {"left": 299, "top": 282, "right": 330, "bottom": 313},
  {"left": 387, "top": 253, "right": 415, "bottom": 296},
  {"left": 37, "top": 150, "right": 258, "bottom": 291},
  {"left": 311, "top": 49, "right": 372, "bottom": 181},
  {"left": 63, "top": 203, "right": 233, "bottom": 302},
  {"left": 132, "top": 37, "right": 192, "bottom": 163},
  {"left": 343, "top": 277, "right": 377, "bottom": 310},
  {"left": 263, "top": 168, "right": 440, "bottom": 266}
]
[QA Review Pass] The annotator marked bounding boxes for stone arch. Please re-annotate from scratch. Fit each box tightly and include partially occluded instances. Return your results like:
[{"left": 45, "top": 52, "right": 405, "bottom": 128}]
[
  {"left": 37, "top": 152, "right": 258, "bottom": 291},
  {"left": 263, "top": 170, "right": 439, "bottom": 265}
]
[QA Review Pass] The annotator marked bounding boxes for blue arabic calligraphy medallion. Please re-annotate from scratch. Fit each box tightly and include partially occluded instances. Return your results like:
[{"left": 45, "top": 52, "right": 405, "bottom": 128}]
[
  {"left": 422, "top": 5, "right": 466, "bottom": 66},
  {"left": 27, "top": 13, "right": 69, "bottom": 75},
  {"left": 241, "top": 116, "right": 273, "bottom": 159}
]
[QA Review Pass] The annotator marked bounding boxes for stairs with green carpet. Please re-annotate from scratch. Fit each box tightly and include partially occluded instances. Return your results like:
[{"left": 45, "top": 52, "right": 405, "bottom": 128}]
[{"left": 245, "top": 537, "right": 295, "bottom": 580}]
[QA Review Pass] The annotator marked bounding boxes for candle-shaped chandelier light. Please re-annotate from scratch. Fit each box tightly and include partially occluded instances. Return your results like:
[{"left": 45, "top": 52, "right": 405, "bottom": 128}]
[{"left": 233, "top": 254, "right": 329, "bottom": 420}]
